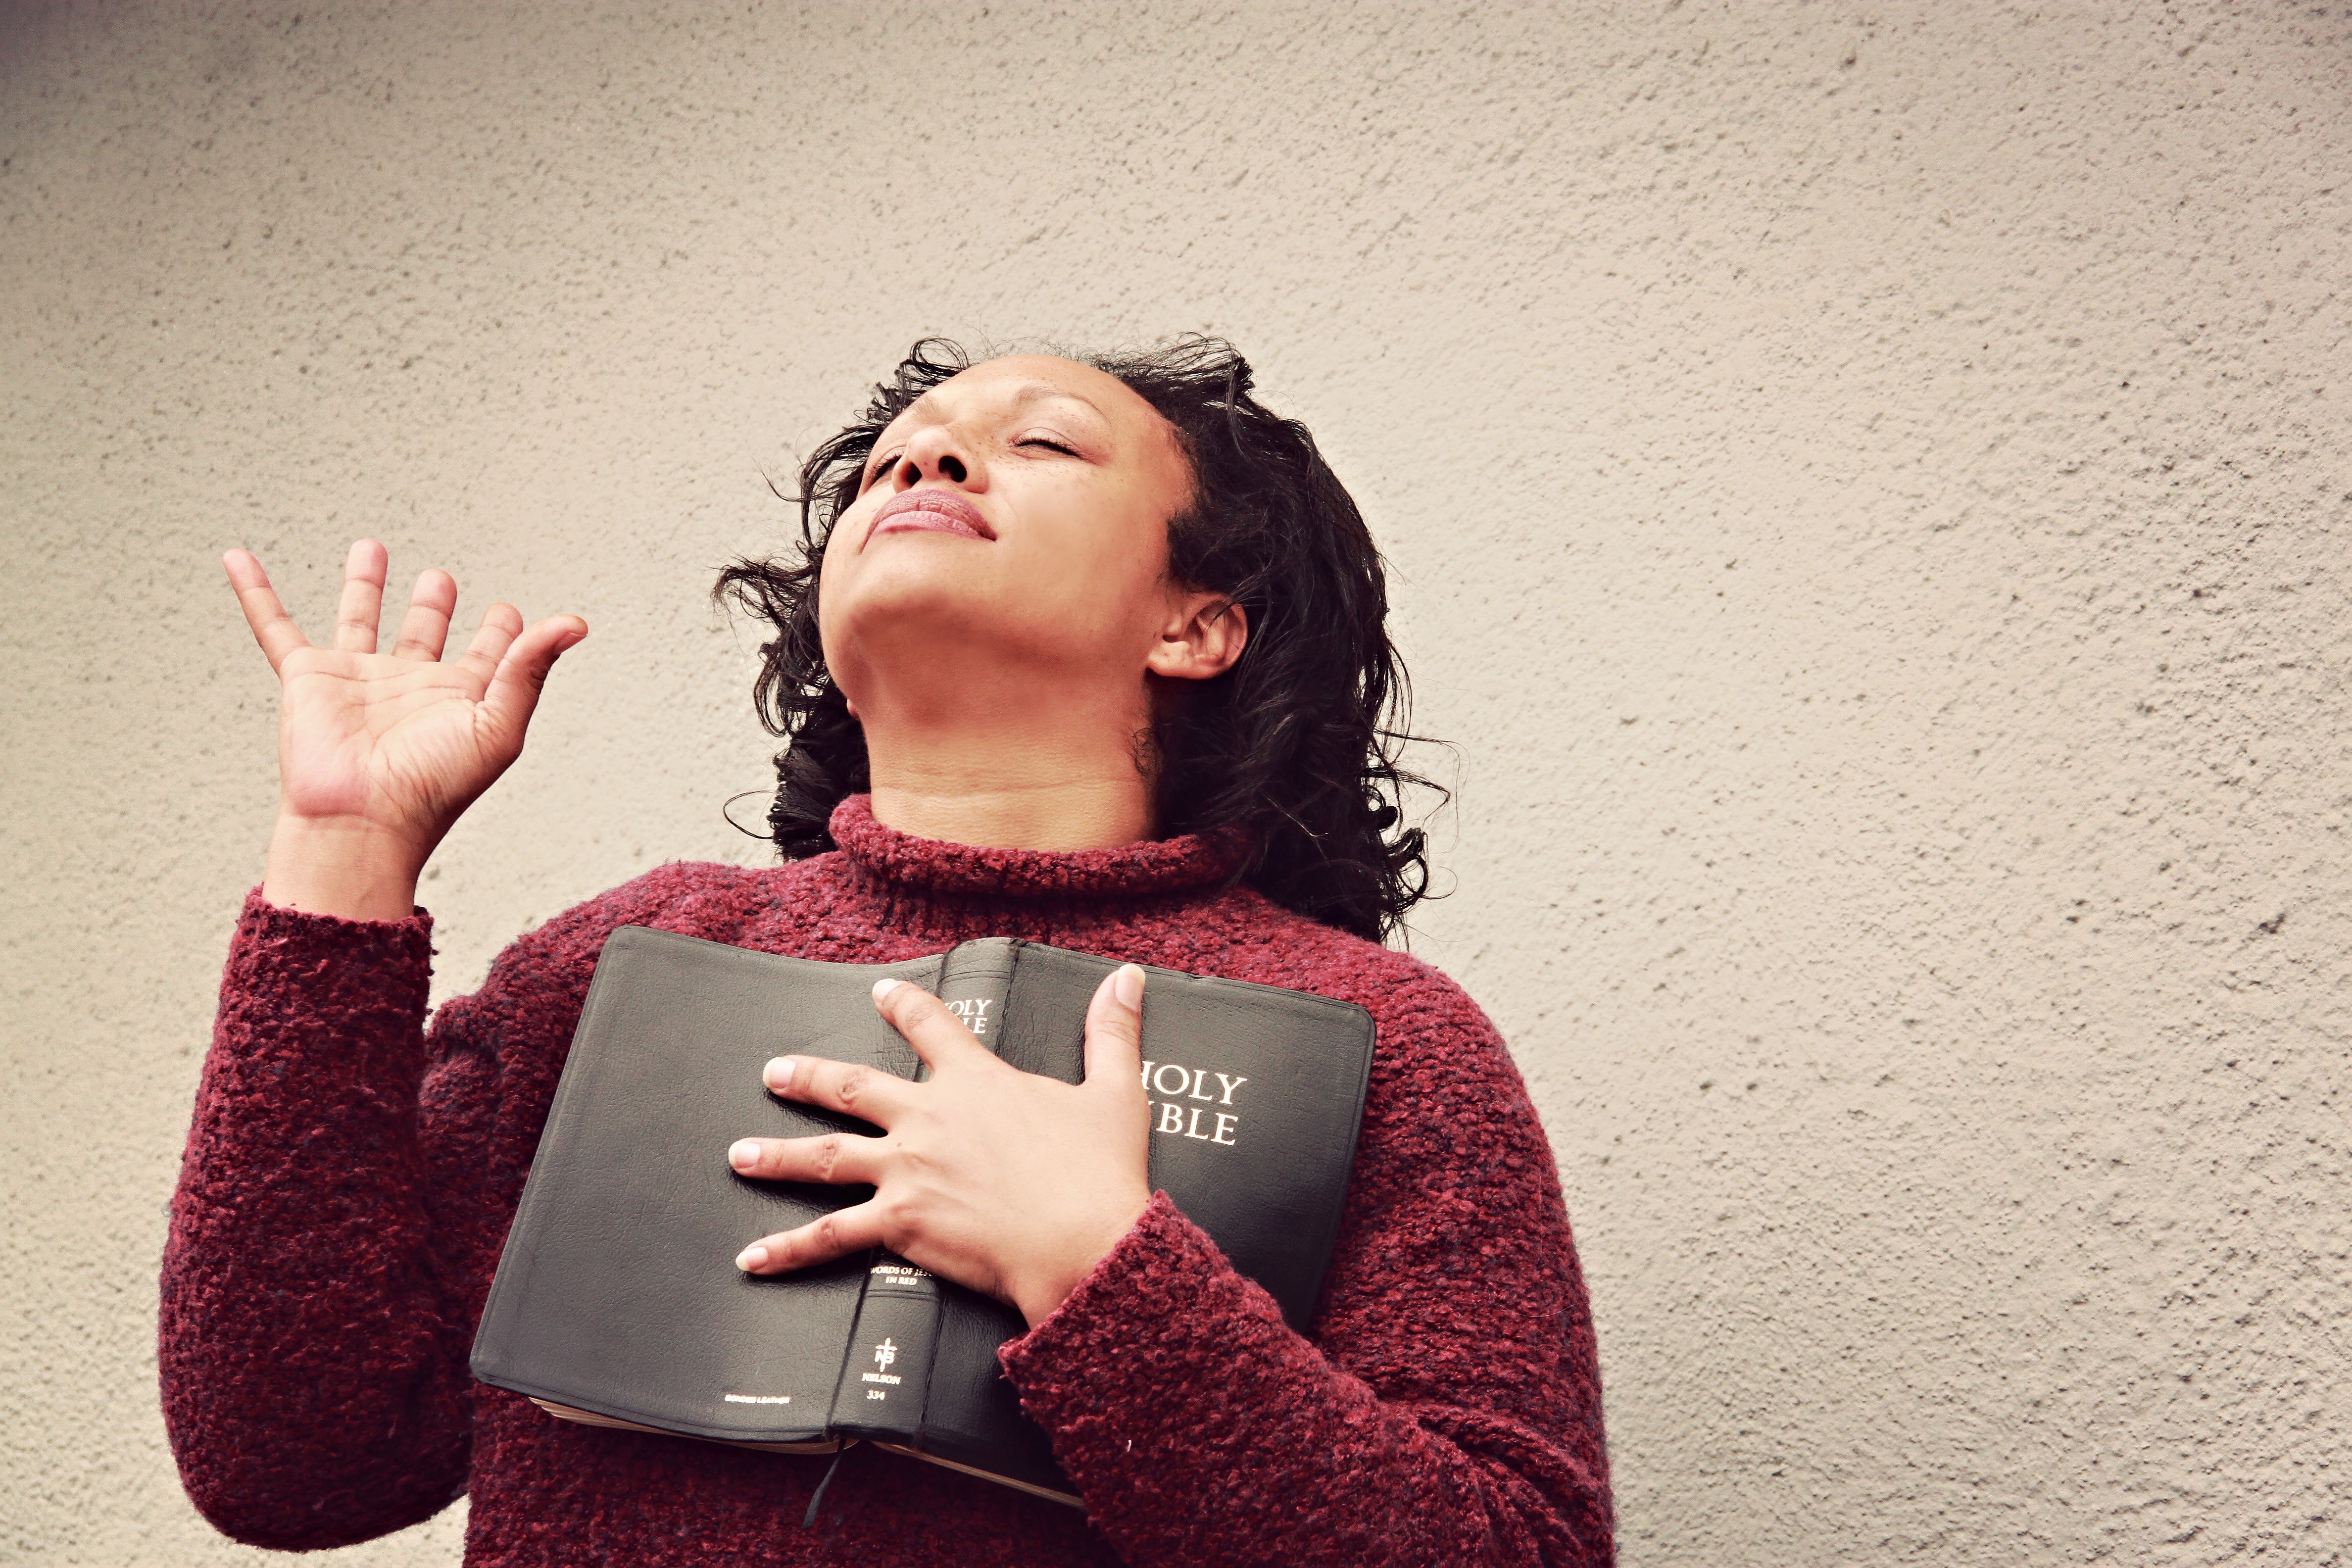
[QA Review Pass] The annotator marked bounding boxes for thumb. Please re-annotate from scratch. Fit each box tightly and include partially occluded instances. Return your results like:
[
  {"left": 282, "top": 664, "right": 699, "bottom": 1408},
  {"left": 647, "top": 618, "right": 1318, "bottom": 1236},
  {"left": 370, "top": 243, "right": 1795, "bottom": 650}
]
[
  {"left": 482, "top": 614, "right": 588, "bottom": 743},
  {"left": 1082, "top": 963, "right": 1147, "bottom": 1092}
]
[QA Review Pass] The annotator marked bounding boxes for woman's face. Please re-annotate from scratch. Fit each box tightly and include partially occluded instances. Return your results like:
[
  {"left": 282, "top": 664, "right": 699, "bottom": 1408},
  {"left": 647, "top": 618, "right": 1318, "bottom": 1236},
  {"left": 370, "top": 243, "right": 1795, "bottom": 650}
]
[{"left": 818, "top": 355, "right": 1217, "bottom": 716}]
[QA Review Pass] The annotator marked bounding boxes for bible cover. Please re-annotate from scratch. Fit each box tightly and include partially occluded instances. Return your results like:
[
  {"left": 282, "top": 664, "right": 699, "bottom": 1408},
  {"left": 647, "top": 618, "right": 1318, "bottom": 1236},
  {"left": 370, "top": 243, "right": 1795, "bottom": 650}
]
[{"left": 469, "top": 927, "right": 1376, "bottom": 1504}]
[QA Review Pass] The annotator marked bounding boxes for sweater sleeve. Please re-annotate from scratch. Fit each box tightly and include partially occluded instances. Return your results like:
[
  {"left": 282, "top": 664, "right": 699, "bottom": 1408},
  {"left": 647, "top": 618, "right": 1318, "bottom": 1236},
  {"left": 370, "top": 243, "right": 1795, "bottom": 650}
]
[
  {"left": 160, "top": 866, "right": 735, "bottom": 1549},
  {"left": 1000, "top": 968, "right": 1613, "bottom": 1568},
  {"left": 159, "top": 889, "right": 486, "bottom": 1549},
  {"left": 158, "top": 888, "right": 536, "bottom": 1551}
]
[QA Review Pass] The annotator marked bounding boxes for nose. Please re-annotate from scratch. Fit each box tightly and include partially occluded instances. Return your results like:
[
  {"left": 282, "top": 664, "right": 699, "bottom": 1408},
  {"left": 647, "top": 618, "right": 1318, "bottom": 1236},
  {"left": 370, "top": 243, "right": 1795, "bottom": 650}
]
[{"left": 892, "top": 424, "right": 981, "bottom": 489}]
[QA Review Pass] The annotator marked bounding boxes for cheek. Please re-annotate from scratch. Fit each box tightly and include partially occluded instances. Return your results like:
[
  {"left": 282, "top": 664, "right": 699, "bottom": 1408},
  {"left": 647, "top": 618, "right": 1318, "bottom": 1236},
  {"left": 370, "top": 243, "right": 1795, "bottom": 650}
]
[
  {"left": 1014, "top": 512, "right": 1171, "bottom": 647},
  {"left": 814, "top": 538, "right": 848, "bottom": 652}
]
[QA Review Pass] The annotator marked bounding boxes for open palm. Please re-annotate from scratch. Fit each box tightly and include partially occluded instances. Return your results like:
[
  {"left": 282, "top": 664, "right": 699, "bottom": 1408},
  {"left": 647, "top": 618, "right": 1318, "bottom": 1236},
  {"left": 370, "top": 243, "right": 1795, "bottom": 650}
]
[{"left": 229, "top": 540, "right": 587, "bottom": 867}]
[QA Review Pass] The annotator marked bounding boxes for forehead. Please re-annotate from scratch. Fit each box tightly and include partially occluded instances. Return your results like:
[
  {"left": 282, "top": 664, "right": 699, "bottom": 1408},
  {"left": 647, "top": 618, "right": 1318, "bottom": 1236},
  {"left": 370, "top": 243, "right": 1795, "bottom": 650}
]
[{"left": 895, "top": 355, "right": 1166, "bottom": 437}]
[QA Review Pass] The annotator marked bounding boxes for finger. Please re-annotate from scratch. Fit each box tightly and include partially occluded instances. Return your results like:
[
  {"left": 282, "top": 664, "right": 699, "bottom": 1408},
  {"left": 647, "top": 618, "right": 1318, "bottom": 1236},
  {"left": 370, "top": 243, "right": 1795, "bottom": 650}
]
[
  {"left": 725, "top": 1131, "right": 885, "bottom": 1186},
  {"left": 1082, "top": 964, "right": 1147, "bottom": 1092},
  {"left": 332, "top": 539, "right": 389, "bottom": 653},
  {"left": 222, "top": 549, "right": 312, "bottom": 673},
  {"left": 451, "top": 601, "right": 526, "bottom": 685},
  {"left": 871, "top": 978, "right": 998, "bottom": 1075},
  {"left": 761, "top": 1051, "right": 919, "bottom": 1127},
  {"left": 735, "top": 1200, "right": 889, "bottom": 1275},
  {"left": 389, "top": 569, "right": 458, "bottom": 661},
  {"left": 479, "top": 614, "right": 588, "bottom": 742}
]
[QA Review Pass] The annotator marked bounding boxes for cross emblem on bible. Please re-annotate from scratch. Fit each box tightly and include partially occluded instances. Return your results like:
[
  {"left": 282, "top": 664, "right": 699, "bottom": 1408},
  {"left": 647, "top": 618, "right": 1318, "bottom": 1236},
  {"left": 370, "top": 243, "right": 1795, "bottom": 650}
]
[{"left": 874, "top": 1337, "right": 897, "bottom": 1371}]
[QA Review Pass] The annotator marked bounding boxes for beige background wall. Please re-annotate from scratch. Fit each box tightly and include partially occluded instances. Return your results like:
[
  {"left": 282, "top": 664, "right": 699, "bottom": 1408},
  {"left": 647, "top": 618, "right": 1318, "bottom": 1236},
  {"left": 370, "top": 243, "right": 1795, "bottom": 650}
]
[{"left": 4, "top": 2, "right": 2346, "bottom": 1563}]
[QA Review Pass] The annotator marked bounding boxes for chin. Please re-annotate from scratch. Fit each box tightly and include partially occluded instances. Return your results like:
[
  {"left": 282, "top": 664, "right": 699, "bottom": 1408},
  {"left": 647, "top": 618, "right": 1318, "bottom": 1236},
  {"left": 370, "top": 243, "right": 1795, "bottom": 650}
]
[
  {"left": 828, "top": 584, "right": 1111, "bottom": 691},
  {"left": 837, "top": 547, "right": 999, "bottom": 619},
  {"left": 825, "top": 569, "right": 1001, "bottom": 669}
]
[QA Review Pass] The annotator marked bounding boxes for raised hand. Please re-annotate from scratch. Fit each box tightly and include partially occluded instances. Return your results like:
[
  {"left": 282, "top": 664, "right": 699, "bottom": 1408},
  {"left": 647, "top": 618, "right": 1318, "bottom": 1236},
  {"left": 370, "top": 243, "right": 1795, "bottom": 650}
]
[
  {"left": 228, "top": 539, "right": 587, "bottom": 921},
  {"left": 726, "top": 965, "right": 1156, "bottom": 1327}
]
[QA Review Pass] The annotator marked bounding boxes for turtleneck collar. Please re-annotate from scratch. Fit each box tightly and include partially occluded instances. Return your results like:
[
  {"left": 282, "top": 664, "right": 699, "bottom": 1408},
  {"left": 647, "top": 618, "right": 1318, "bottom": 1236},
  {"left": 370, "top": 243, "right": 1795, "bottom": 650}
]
[{"left": 826, "top": 793, "right": 1246, "bottom": 905}]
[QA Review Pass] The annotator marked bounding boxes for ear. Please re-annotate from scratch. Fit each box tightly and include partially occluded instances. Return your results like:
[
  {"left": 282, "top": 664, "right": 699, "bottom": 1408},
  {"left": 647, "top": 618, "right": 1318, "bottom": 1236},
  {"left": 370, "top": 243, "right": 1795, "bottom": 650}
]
[{"left": 1144, "top": 590, "right": 1248, "bottom": 683}]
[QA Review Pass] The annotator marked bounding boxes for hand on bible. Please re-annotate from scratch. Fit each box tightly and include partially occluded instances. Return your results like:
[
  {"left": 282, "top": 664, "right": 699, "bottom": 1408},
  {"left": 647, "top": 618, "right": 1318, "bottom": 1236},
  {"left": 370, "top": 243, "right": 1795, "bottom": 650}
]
[
  {"left": 227, "top": 540, "right": 586, "bottom": 921},
  {"left": 728, "top": 964, "right": 1155, "bottom": 1328}
]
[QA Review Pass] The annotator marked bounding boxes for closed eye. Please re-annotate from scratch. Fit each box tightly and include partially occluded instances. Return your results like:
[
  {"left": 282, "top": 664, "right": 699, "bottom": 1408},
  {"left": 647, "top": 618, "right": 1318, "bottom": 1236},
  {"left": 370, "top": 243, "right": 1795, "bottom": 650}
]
[{"left": 1019, "top": 437, "right": 1080, "bottom": 457}]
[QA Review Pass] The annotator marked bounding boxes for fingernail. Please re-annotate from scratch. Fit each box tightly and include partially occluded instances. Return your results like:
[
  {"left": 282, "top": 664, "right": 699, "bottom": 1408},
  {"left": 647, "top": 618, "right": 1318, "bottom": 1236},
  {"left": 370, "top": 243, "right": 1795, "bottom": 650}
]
[
  {"left": 872, "top": 978, "right": 902, "bottom": 1003},
  {"left": 1113, "top": 963, "right": 1145, "bottom": 1010},
  {"left": 728, "top": 1138, "right": 762, "bottom": 1171},
  {"left": 735, "top": 1244, "right": 768, "bottom": 1272},
  {"left": 764, "top": 1056, "right": 797, "bottom": 1093}
]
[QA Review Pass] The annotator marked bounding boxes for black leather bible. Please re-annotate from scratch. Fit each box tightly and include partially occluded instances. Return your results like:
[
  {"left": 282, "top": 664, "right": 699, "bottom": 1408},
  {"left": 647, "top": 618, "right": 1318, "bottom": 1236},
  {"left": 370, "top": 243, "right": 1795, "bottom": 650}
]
[{"left": 469, "top": 927, "right": 1376, "bottom": 1505}]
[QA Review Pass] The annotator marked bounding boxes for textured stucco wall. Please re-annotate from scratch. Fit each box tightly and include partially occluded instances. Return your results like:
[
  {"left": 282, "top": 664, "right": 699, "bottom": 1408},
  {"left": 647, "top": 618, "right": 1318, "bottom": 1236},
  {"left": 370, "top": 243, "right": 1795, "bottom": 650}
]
[{"left": 4, "top": 2, "right": 2347, "bottom": 1563}]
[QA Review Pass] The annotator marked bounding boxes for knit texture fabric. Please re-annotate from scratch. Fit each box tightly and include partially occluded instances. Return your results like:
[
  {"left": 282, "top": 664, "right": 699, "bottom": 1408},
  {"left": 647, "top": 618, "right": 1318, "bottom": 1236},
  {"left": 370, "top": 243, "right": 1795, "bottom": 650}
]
[{"left": 161, "top": 796, "right": 1612, "bottom": 1567}]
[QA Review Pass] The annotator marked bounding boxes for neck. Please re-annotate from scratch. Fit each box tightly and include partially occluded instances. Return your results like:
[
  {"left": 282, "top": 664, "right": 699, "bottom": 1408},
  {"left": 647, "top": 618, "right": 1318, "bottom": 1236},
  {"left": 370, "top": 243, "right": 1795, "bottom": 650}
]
[{"left": 856, "top": 671, "right": 1157, "bottom": 852}]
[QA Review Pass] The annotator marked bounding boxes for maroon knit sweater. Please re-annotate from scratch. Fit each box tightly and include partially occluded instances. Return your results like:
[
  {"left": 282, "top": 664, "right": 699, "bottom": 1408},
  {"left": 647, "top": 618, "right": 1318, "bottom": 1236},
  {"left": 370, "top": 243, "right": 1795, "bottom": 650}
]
[{"left": 162, "top": 796, "right": 1611, "bottom": 1567}]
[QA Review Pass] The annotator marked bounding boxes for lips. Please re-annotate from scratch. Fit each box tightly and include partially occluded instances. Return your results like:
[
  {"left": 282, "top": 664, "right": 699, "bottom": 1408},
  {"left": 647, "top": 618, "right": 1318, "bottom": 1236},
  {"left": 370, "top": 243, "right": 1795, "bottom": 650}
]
[{"left": 866, "top": 489, "right": 995, "bottom": 547}]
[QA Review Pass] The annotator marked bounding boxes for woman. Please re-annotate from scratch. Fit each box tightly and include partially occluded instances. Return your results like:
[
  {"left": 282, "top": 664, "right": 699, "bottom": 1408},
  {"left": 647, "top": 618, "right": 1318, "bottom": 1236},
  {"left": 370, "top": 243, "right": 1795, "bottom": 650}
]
[{"left": 162, "top": 338, "right": 1613, "bottom": 1566}]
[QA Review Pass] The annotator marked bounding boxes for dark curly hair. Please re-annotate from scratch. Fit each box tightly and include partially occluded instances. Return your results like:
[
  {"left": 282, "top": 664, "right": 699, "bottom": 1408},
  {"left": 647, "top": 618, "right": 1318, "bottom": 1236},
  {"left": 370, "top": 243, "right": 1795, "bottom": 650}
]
[{"left": 714, "top": 335, "right": 1439, "bottom": 942}]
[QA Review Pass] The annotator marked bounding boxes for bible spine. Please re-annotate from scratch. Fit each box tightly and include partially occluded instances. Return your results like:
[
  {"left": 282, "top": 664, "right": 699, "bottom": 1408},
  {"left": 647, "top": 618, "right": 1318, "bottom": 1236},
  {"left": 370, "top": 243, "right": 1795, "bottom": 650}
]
[
  {"left": 825, "top": 1254, "right": 941, "bottom": 1442},
  {"left": 823, "top": 941, "right": 1016, "bottom": 1444}
]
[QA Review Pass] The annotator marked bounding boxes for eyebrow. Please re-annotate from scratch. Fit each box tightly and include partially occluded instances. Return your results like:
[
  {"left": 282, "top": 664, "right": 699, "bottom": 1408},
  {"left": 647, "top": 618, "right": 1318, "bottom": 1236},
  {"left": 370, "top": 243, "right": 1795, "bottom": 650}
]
[
  {"left": 900, "top": 381, "right": 1110, "bottom": 427},
  {"left": 1010, "top": 382, "right": 1108, "bottom": 416}
]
